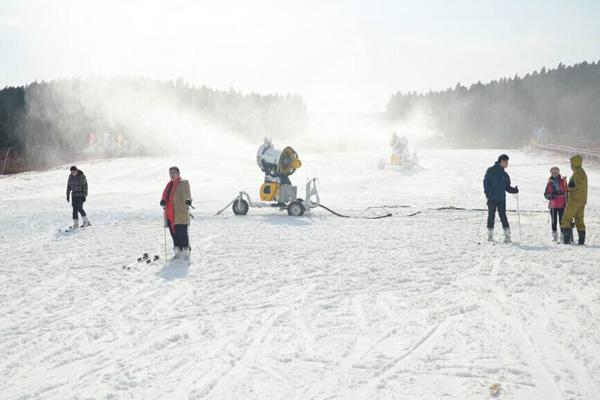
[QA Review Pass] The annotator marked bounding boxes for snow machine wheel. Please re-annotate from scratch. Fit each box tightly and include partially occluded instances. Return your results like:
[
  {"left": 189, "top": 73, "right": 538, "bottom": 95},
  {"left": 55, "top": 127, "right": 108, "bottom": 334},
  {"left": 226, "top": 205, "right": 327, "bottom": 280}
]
[
  {"left": 287, "top": 200, "right": 305, "bottom": 216},
  {"left": 232, "top": 199, "right": 249, "bottom": 215}
]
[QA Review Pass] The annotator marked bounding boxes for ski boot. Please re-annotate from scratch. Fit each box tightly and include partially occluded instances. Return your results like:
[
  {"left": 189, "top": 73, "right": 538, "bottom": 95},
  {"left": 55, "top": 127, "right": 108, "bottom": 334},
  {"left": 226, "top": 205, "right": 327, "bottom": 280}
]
[
  {"left": 81, "top": 216, "right": 91, "bottom": 228},
  {"left": 503, "top": 227, "right": 511, "bottom": 244},
  {"left": 182, "top": 247, "right": 191, "bottom": 263},
  {"left": 487, "top": 228, "right": 494, "bottom": 242},
  {"left": 562, "top": 228, "right": 572, "bottom": 244},
  {"left": 552, "top": 231, "right": 558, "bottom": 242},
  {"left": 578, "top": 230, "right": 586, "bottom": 245},
  {"left": 70, "top": 219, "right": 79, "bottom": 231},
  {"left": 170, "top": 247, "right": 182, "bottom": 261}
]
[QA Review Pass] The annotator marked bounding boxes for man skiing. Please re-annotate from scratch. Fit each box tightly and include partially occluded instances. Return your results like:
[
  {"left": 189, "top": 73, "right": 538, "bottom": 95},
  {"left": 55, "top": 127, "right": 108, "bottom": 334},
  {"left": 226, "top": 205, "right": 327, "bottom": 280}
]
[
  {"left": 544, "top": 167, "right": 567, "bottom": 242},
  {"left": 66, "top": 165, "right": 91, "bottom": 230},
  {"left": 483, "top": 154, "right": 519, "bottom": 243},
  {"left": 560, "top": 154, "right": 587, "bottom": 245},
  {"left": 160, "top": 166, "right": 192, "bottom": 261}
]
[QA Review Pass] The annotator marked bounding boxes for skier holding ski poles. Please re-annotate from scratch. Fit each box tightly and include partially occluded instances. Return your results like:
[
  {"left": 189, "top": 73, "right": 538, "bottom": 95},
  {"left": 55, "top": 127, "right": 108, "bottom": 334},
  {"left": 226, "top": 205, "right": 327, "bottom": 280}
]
[
  {"left": 544, "top": 166, "right": 567, "bottom": 242},
  {"left": 66, "top": 165, "right": 91, "bottom": 230},
  {"left": 483, "top": 154, "right": 519, "bottom": 243},
  {"left": 160, "top": 166, "right": 193, "bottom": 262}
]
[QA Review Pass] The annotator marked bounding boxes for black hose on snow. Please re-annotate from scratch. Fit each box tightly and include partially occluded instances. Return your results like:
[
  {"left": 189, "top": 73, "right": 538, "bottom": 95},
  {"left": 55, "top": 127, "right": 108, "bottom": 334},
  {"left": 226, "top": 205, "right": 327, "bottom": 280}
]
[{"left": 318, "top": 204, "right": 393, "bottom": 219}]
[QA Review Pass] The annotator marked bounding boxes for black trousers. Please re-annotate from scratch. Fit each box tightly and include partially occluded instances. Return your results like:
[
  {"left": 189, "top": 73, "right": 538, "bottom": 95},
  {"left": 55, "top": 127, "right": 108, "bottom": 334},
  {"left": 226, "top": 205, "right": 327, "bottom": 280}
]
[
  {"left": 72, "top": 196, "right": 87, "bottom": 219},
  {"left": 487, "top": 200, "right": 509, "bottom": 229},
  {"left": 550, "top": 207, "right": 565, "bottom": 232},
  {"left": 168, "top": 222, "right": 189, "bottom": 249}
]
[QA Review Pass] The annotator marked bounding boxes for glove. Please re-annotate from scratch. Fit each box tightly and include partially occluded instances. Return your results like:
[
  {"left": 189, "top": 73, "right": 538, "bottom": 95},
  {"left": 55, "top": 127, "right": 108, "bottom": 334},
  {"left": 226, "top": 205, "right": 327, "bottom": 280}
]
[
  {"left": 185, "top": 200, "right": 192, "bottom": 206},
  {"left": 160, "top": 199, "right": 166, "bottom": 207},
  {"left": 568, "top": 179, "right": 575, "bottom": 188},
  {"left": 66, "top": 195, "right": 70, "bottom": 203},
  {"left": 544, "top": 193, "right": 552, "bottom": 200},
  {"left": 82, "top": 196, "right": 86, "bottom": 203}
]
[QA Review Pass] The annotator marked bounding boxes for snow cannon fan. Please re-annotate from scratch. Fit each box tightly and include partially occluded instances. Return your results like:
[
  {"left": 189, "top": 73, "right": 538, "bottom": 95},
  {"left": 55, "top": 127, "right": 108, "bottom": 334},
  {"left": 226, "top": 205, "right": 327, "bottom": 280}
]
[
  {"left": 256, "top": 139, "right": 302, "bottom": 202},
  {"left": 216, "top": 138, "right": 320, "bottom": 217}
]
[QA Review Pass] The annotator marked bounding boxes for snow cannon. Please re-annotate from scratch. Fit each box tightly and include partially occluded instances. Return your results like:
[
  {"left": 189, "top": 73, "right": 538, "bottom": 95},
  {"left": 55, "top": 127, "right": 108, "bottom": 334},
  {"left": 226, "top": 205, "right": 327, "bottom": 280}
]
[
  {"left": 216, "top": 138, "right": 320, "bottom": 217},
  {"left": 377, "top": 132, "right": 419, "bottom": 169},
  {"left": 256, "top": 139, "right": 302, "bottom": 201}
]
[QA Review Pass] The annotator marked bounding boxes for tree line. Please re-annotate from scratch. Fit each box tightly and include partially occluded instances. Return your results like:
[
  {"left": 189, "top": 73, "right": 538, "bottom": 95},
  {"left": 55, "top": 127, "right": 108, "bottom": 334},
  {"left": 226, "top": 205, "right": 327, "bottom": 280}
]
[
  {"left": 386, "top": 60, "right": 600, "bottom": 148},
  {"left": 0, "top": 77, "right": 307, "bottom": 169}
]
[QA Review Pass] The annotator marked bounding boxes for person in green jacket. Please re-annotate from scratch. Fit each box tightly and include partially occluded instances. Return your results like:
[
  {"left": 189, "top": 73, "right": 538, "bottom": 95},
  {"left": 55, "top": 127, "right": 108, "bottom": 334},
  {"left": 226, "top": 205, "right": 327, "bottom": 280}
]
[{"left": 560, "top": 154, "right": 588, "bottom": 244}]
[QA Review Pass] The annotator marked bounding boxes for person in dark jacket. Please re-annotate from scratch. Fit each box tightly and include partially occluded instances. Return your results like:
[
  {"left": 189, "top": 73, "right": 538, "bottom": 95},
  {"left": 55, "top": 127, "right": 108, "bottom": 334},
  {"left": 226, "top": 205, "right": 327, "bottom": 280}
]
[
  {"left": 544, "top": 167, "right": 567, "bottom": 242},
  {"left": 483, "top": 154, "right": 519, "bottom": 243},
  {"left": 66, "top": 165, "right": 90, "bottom": 230}
]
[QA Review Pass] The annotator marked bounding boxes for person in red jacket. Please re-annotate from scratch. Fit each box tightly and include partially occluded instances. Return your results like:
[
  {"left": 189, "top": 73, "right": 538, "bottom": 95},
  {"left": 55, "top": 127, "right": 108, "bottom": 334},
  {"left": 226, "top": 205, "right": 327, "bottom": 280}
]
[
  {"left": 160, "top": 167, "right": 192, "bottom": 262},
  {"left": 544, "top": 166, "right": 567, "bottom": 242}
]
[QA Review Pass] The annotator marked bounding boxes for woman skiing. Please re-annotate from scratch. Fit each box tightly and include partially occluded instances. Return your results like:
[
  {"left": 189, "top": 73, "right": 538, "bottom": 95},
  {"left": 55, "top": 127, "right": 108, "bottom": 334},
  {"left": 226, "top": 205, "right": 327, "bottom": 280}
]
[{"left": 544, "top": 166, "right": 567, "bottom": 242}]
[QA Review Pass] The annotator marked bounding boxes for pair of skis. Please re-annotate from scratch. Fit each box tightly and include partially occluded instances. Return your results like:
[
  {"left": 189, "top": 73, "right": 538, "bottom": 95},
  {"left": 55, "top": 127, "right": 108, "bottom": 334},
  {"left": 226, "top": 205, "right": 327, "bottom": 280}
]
[
  {"left": 58, "top": 225, "right": 88, "bottom": 233},
  {"left": 58, "top": 223, "right": 92, "bottom": 233},
  {"left": 122, "top": 253, "right": 161, "bottom": 271},
  {"left": 479, "top": 240, "right": 512, "bottom": 246}
]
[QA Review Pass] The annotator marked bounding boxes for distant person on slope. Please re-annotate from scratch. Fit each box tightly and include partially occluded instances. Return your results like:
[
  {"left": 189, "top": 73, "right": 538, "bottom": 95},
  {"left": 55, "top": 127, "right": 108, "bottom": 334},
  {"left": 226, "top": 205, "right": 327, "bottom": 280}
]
[
  {"left": 560, "top": 155, "right": 588, "bottom": 245},
  {"left": 544, "top": 167, "right": 567, "bottom": 242},
  {"left": 483, "top": 154, "right": 519, "bottom": 243},
  {"left": 66, "top": 165, "right": 91, "bottom": 230},
  {"left": 160, "top": 166, "right": 193, "bottom": 261}
]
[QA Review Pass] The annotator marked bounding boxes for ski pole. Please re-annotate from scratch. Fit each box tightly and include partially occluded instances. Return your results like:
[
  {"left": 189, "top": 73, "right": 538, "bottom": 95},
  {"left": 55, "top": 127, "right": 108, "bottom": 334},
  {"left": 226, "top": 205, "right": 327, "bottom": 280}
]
[
  {"left": 163, "top": 218, "right": 167, "bottom": 261},
  {"left": 516, "top": 193, "right": 522, "bottom": 241}
]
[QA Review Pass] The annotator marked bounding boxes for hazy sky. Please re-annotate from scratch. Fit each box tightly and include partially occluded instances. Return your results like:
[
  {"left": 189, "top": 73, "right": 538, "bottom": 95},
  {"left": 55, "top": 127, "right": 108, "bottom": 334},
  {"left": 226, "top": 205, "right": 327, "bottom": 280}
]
[{"left": 1, "top": 0, "right": 599, "bottom": 111}]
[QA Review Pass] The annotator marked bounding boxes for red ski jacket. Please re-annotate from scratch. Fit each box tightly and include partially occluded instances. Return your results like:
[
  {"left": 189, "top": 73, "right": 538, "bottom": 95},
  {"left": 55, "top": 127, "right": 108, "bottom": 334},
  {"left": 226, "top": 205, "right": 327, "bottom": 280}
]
[
  {"left": 162, "top": 178, "right": 180, "bottom": 233},
  {"left": 544, "top": 176, "right": 567, "bottom": 209}
]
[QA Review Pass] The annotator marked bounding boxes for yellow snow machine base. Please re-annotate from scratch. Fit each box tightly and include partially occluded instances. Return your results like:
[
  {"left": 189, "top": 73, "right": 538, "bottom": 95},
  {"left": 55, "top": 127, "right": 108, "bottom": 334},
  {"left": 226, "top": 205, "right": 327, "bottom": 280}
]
[
  {"left": 390, "top": 153, "right": 402, "bottom": 165},
  {"left": 260, "top": 182, "right": 279, "bottom": 202}
]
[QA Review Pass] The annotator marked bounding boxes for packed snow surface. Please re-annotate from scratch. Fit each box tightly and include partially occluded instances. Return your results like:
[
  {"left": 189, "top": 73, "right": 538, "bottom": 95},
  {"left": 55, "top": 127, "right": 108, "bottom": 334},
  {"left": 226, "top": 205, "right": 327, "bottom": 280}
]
[{"left": 1, "top": 149, "right": 599, "bottom": 399}]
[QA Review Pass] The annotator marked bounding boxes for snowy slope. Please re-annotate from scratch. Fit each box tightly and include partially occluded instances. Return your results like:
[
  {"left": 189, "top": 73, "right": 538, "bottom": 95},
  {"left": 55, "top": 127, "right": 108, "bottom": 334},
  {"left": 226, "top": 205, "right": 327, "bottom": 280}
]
[{"left": 1, "top": 149, "right": 599, "bottom": 399}]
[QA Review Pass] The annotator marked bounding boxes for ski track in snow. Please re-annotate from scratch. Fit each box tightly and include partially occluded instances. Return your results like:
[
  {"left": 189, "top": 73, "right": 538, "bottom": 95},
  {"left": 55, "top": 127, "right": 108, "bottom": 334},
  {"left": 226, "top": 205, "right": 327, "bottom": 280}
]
[{"left": 0, "top": 149, "right": 599, "bottom": 399}]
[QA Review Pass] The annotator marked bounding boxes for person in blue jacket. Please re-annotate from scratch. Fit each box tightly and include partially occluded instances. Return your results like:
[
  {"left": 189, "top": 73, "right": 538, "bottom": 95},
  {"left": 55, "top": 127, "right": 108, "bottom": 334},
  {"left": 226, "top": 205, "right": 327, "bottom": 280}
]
[{"left": 483, "top": 154, "right": 519, "bottom": 243}]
